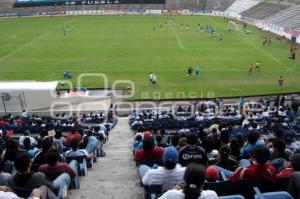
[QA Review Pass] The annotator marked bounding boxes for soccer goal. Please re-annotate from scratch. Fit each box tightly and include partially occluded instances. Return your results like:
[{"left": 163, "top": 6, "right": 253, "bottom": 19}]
[{"left": 227, "top": 20, "right": 245, "bottom": 35}]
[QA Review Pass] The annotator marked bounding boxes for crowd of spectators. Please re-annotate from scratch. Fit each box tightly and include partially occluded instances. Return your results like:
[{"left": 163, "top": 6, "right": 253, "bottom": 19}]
[
  {"left": 130, "top": 95, "right": 300, "bottom": 198},
  {"left": 0, "top": 109, "right": 118, "bottom": 199}
]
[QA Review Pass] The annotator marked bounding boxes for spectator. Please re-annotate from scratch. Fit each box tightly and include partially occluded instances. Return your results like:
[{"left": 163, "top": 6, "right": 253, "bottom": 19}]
[
  {"left": 289, "top": 172, "right": 300, "bottom": 199},
  {"left": 9, "top": 153, "right": 56, "bottom": 196},
  {"left": 39, "top": 149, "right": 75, "bottom": 198},
  {"left": 66, "top": 129, "right": 81, "bottom": 146},
  {"left": 23, "top": 137, "right": 38, "bottom": 159},
  {"left": 158, "top": 163, "right": 218, "bottom": 199},
  {"left": 133, "top": 134, "right": 143, "bottom": 154},
  {"left": 19, "top": 130, "right": 36, "bottom": 147},
  {"left": 216, "top": 145, "right": 238, "bottom": 171},
  {"left": 0, "top": 159, "right": 11, "bottom": 186},
  {"left": 240, "top": 131, "right": 265, "bottom": 158},
  {"left": 134, "top": 137, "right": 164, "bottom": 166},
  {"left": 140, "top": 146, "right": 185, "bottom": 186},
  {"left": 3, "top": 138, "right": 22, "bottom": 162},
  {"left": 277, "top": 153, "right": 300, "bottom": 178},
  {"left": 217, "top": 146, "right": 277, "bottom": 182},
  {"left": 53, "top": 130, "right": 66, "bottom": 154},
  {"left": 39, "top": 148, "right": 77, "bottom": 178},
  {"left": 179, "top": 134, "right": 208, "bottom": 167},
  {"left": 32, "top": 137, "right": 55, "bottom": 172},
  {"left": 84, "top": 130, "right": 100, "bottom": 154},
  {"left": 269, "top": 138, "right": 289, "bottom": 161},
  {"left": 0, "top": 186, "right": 56, "bottom": 199}
]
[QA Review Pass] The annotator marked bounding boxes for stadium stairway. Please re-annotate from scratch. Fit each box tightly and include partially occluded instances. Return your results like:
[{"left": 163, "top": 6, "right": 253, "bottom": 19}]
[{"left": 70, "top": 117, "right": 144, "bottom": 199}]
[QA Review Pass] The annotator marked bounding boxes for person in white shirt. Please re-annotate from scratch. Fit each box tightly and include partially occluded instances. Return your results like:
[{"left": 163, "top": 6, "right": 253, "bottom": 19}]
[
  {"left": 158, "top": 163, "right": 218, "bottom": 199},
  {"left": 140, "top": 146, "right": 185, "bottom": 186},
  {"left": 19, "top": 130, "right": 36, "bottom": 147},
  {"left": 149, "top": 72, "right": 154, "bottom": 86}
]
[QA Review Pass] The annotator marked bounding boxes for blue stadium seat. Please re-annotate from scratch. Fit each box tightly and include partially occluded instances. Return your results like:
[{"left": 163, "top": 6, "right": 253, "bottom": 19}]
[
  {"left": 254, "top": 187, "right": 293, "bottom": 199},
  {"left": 219, "top": 195, "right": 245, "bottom": 199}
]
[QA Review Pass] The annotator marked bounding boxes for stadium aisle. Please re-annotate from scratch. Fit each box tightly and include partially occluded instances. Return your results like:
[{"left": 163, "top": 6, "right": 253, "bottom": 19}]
[{"left": 70, "top": 117, "right": 144, "bottom": 199}]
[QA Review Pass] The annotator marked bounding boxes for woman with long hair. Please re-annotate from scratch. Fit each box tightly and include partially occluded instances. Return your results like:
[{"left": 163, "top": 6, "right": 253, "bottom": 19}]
[{"left": 158, "top": 163, "right": 218, "bottom": 199}]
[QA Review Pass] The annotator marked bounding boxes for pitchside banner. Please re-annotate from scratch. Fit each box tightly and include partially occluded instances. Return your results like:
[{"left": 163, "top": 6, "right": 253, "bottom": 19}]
[{"left": 15, "top": 0, "right": 165, "bottom": 7}]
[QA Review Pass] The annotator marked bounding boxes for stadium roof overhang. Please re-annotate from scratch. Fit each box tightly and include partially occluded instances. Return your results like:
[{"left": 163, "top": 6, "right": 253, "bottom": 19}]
[{"left": 0, "top": 81, "right": 58, "bottom": 91}]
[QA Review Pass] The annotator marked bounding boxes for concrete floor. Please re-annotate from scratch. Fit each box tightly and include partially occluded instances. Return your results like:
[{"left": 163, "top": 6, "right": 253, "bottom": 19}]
[{"left": 70, "top": 117, "right": 144, "bottom": 199}]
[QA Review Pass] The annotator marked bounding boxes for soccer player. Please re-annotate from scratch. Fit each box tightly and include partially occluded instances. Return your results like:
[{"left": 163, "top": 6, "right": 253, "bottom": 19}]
[
  {"left": 290, "top": 47, "right": 296, "bottom": 60},
  {"left": 248, "top": 63, "right": 253, "bottom": 75},
  {"left": 187, "top": 66, "right": 193, "bottom": 78},
  {"left": 263, "top": 38, "right": 267, "bottom": 46},
  {"left": 152, "top": 74, "right": 158, "bottom": 86},
  {"left": 255, "top": 61, "right": 260, "bottom": 70},
  {"left": 149, "top": 72, "right": 154, "bottom": 86},
  {"left": 219, "top": 35, "right": 224, "bottom": 42},
  {"left": 195, "top": 67, "right": 200, "bottom": 77},
  {"left": 278, "top": 76, "right": 284, "bottom": 89}
]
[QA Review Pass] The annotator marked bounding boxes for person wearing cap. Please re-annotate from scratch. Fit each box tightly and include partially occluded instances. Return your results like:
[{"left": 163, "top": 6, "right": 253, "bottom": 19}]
[
  {"left": 158, "top": 163, "right": 218, "bottom": 199},
  {"left": 139, "top": 146, "right": 185, "bottom": 186}
]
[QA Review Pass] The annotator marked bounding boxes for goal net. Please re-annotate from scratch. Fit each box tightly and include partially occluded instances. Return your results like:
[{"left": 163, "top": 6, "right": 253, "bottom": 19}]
[{"left": 227, "top": 20, "right": 245, "bottom": 35}]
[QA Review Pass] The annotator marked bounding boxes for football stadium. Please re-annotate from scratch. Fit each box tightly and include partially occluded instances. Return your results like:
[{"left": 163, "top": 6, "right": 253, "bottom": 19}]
[{"left": 0, "top": 0, "right": 300, "bottom": 198}]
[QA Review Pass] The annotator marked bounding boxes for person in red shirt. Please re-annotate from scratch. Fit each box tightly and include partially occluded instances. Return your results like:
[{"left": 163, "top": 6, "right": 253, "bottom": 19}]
[
  {"left": 229, "top": 146, "right": 277, "bottom": 182},
  {"left": 134, "top": 137, "right": 164, "bottom": 166},
  {"left": 39, "top": 148, "right": 77, "bottom": 178},
  {"left": 66, "top": 129, "right": 81, "bottom": 146},
  {"left": 0, "top": 117, "right": 8, "bottom": 127}
]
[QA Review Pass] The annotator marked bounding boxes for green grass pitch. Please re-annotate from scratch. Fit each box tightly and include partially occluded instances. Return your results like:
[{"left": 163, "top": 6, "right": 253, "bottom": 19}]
[{"left": 0, "top": 15, "right": 299, "bottom": 100}]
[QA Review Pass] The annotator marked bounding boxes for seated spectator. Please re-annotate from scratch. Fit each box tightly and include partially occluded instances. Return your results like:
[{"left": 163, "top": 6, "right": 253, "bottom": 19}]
[
  {"left": 140, "top": 146, "right": 185, "bottom": 186},
  {"left": 240, "top": 131, "right": 265, "bottom": 159},
  {"left": 0, "top": 159, "right": 11, "bottom": 186},
  {"left": 3, "top": 138, "right": 22, "bottom": 163},
  {"left": 133, "top": 134, "right": 143, "bottom": 154},
  {"left": 229, "top": 138, "right": 242, "bottom": 160},
  {"left": 32, "top": 137, "right": 55, "bottom": 172},
  {"left": 84, "top": 130, "right": 100, "bottom": 154},
  {"left": 179, "top": 134, "right": 208, "bottom": 167},
  {"left": 0, "top": 186, "right": 57, "bottom": 199},
  {"left": 205, "top": 166, "right": 220, "bottom": 182},
  {"left": 39, "top": 148, "right": 77, "bottom": 179},
  {"left": 269, "top": 138, "right": 290, "bottom": 161},
  {"left": 216, "top": 145, "right": 238, "bottom": 171},
  {"left": 289, "top": 171, "right": 300, "bottom": 199},
  {"left": 217, "top": 146, "right": 277, "bottom": 182},
  {"left": 277, "top": 153, "right": 300, "bottom": 178},
  {"left": 66, "top": 129, "right": 81, "bottom": 146},
  {"left": 9, "top": 153, "right": 57, "bottom": 197},
  {"left": 158, "top": 163, "right": 218, "bottom": 199},
  {"left": 19, "top": 130, "right": 36, "bottom": 147},
  {"left": 39, "top": 149, "right": 76, "bottom": 197},
  {"left": 53, "top": 130, "right": 66, "bottom": 154},
  {"left": 65, "top": 138, "right": 94, "bottom": 170},
  {"left": 23, "top": 137, "right": 39, "bottom": 159},
  {"left": 134, "top": 137, "right": 164, "bottom": 166}
]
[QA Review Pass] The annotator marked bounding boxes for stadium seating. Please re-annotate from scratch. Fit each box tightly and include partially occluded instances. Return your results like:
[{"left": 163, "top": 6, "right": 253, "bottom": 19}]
[
  {"left": 225, "top": 0, "right": 260, "bottom": 14},
  {"left": 205, "top": 0, "right": 235, "bottom": 11},
  {"left": 241, "top": 2, "right": 289, "bottom": 19},
  {"left": 265, "top": 6, "right": 300, "bottom": 31}
]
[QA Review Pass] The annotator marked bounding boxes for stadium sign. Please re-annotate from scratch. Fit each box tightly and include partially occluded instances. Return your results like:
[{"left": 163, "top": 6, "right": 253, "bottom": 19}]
[{"left": 15, "top": 0, "right": 165, "bottom": 7}]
